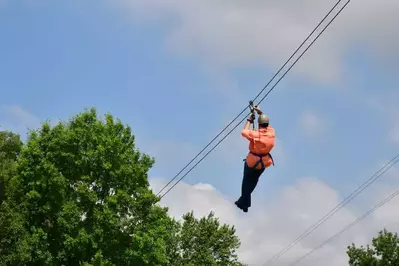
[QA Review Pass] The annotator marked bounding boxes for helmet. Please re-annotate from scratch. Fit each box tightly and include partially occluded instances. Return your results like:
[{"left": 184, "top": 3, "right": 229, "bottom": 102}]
[{"left": 258, "top": 114, "right": 269, "bottom": 124}]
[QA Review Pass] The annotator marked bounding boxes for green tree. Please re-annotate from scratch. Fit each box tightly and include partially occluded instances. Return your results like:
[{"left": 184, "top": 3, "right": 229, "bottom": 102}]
[
  {"left": 0, "top": 130, "right": 23, "bottom": 204},
  {"left": 0, "top": 108, "right": 245, "bottom": 266},
  {"left": 172, "top": 211, "right": 244, "bottom": 266},
  {"left": 347, "top": 228, "right": 399, "bottom": 265},
  {"left": 0, "top": 131, "right": 31, "bottom": 265},
  {"left": 6, "top": 108, "right": 176, "bottom": 265}
]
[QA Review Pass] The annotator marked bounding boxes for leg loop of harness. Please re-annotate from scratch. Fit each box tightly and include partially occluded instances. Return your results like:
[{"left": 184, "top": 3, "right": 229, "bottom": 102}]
[
  {"left": 269, "top": 153, "right": 275, "bottom": 166},
  {"left": 249, "top": 152, "right": 274, "bottom": 169}
]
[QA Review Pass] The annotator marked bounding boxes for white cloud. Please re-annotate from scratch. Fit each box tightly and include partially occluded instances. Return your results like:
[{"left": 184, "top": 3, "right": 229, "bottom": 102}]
[
  {"left": 0, "top": 105, "right": 62, "bottom": 140},
  {"left": 151, "top": 175, "right": 399, "bottom": 266},
  {"left": 298, "top": 110, "right": 328, "bottom": 137},
  {"left": 0, "top": 105, "right": 41, "bottom": 138},
  {"left": 114, "top": 0, "right": 399, "bottom": 85},
  {"left": 5, "top": 105, "right": 40, "bottom": 128}
]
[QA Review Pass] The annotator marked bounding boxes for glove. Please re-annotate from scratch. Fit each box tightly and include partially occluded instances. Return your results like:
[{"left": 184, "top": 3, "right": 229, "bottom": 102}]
[{"left": 247, "top": 113, "right": 255, "bottom": 122}]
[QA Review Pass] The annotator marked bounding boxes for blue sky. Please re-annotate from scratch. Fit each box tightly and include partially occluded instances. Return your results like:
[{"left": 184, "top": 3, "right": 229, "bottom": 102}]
[
  {"left": 2, "top": 1, "right": 399, "bottom": 264},
  {"left": 1, "top": 0, "right": 398, "bottom": 212}
]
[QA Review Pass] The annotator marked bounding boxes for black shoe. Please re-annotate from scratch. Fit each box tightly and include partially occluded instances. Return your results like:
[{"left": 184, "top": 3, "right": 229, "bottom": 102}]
[
  {"left": 235, "top": 201, "right": 248, "bottom": 213},
  {"left": 234, "top": 201, "right": 241, "bottom": 208},
  {"left": 235, "top": 201, "right": 243, "bottom": 209}
]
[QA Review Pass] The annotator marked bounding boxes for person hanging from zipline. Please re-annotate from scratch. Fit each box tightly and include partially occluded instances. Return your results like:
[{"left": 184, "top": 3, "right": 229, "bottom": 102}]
[{"left": 235, "top": 103, "right": 275, "bottom": 213}]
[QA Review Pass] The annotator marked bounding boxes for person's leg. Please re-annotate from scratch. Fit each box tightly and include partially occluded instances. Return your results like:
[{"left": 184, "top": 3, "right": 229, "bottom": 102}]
[
  {"left": 236, "top": 163, "right": 265, "bottom": 211},
  {"left": 246, "top": 168, "right": 264, "bottom": 208},
  {"left": 235, "top": 162, "right": 250, "bottom": 211}
]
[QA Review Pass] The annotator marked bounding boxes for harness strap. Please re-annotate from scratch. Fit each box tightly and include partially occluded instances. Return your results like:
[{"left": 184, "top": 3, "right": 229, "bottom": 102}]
[{"left": 249, "top": 151, "right": 274, "bottom": 169}]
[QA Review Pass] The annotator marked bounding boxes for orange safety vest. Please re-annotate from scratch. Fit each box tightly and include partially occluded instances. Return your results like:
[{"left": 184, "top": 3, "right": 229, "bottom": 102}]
[{"left": 241, "top": 126, "right": 275, "bottom": 170}]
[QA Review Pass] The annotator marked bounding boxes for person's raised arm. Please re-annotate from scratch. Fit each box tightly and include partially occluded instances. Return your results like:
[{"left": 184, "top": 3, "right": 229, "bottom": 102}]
[
  {"left": 244, "top": 119, "right": 251, "bottom": 130},
  {"left": 241, "top": 114, "right": 255, "bottom": 140}
]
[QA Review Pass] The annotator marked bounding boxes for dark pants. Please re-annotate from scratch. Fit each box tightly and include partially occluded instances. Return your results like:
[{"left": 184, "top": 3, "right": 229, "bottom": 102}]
[{"left": 235, "top": 162, "right": 265, "bottom": 211}]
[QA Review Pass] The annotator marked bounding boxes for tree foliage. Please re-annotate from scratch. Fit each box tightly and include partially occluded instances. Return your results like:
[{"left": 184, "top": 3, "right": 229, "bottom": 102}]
[
  {"left": 174, "top": 211, "right": 244, "bottom": 266},
  {"left": 0, "top": 130, "right": 23, "bottom": 204},
  {"left": 0, "top": 108, "right": 244, "bottom": 266},
  {"left": 0, "top": 131, "right": 31, "bottom": 264},
  {"left": 347, "top": 228, "right": 399, "bottom": 265}
]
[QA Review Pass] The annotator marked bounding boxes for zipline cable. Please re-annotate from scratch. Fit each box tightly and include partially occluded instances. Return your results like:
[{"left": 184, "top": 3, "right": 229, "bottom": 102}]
[
  {"left": 159, "top": 0, "right": 350, "bottom": 200},
  {"left": 289, "top": 156, "right": 399, "bottom": 265},
  {"left": 256, "top": 0, "right": 350, "bottom": 105},
  {"left": 263, "top": 152, "right": 399, "bottom": 265},
  {"left": 155, "top": 0, "right": 346, "bottom": 197}
]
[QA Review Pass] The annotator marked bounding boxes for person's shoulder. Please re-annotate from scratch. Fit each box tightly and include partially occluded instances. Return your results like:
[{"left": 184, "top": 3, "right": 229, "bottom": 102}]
[
  {"left": 249, "top": 129, "right": 259, "bottom": 134},
  {"left": 266, "top": 126, "right": 275, "bottom": 136},
  {"left": 241, "top": 128, "right": 253, "bottom": 136}
]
